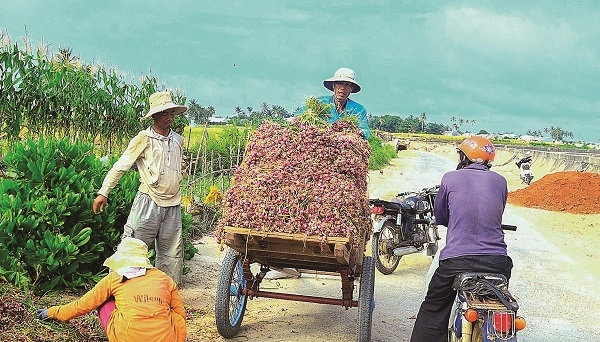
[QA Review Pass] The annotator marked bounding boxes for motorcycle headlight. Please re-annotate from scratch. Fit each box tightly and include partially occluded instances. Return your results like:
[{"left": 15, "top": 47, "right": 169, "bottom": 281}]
[{"left": 402, "top": 196, "right": 430, "bottom": 214}]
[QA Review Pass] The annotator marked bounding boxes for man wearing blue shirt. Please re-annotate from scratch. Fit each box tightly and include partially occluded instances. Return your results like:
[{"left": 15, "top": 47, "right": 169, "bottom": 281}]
[{"left": 296, "top": 67, "right": 371, "bottom": 139}]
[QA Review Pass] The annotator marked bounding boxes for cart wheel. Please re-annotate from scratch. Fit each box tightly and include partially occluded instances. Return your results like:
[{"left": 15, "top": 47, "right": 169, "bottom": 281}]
[
  {"left": 215, "top": 248, "right": 248, "bottom": 338},
  {"left": 357, "top": 256, "right": 375, "bottom": 342}
]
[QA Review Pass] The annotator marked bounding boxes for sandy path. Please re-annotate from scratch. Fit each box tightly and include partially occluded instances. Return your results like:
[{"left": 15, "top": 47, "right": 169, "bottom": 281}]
[{"left": 180, "top": 143, "right": 600, "bottom": 341}]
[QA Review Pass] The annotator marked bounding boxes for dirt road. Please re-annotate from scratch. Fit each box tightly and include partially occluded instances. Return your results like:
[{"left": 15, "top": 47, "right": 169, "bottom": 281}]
[{"left": 180, "top": 144, "right": 600, "bottom": 341}]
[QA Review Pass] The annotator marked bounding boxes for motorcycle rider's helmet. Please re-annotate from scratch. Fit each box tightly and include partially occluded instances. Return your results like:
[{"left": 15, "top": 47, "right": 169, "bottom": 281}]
[{"left": 456, "top": 136, "right": 496, "bottom": 169}]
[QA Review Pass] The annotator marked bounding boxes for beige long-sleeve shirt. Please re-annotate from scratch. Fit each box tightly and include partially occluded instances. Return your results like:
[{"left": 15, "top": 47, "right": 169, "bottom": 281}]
[{"left": 98, "top": 127, "right": 183, "bottom": 207}]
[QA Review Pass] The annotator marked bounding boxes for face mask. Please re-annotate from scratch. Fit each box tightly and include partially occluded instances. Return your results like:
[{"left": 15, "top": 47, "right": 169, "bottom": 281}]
[{"left": 456, "top": 151, "right": 469, "bottom": 170}]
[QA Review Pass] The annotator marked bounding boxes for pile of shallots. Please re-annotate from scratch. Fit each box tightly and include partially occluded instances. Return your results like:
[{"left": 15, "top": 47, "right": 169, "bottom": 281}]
[{"left": 216, "top": 118, "right": 372, "bottom": 247}]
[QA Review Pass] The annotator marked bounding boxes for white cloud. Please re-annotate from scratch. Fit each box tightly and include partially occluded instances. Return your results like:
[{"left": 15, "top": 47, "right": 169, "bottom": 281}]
[{"left": 425, "top": 6, "right": 598, "bottom": 68}]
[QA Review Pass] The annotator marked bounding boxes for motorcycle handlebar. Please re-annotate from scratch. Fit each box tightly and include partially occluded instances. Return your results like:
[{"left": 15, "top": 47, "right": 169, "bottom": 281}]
[
  {"left": 435, "top": 223, "right": 517, "bottom": 231},
  {"left": 413, "top": 219, "right": 431, "bottom": 225},
  {"left": 397, "top": 185, "right": 440, "bottom": 198},
  {"left": 501, "top": 224, "right": 517, "bottom": 231}
]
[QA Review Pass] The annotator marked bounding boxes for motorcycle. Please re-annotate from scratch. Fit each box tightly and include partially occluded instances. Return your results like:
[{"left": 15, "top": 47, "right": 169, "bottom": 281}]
[
  {"left": 515, "top": 156, "right": 533, "bottom": 185},
  {"left": 368, "top": 186, "right": 440, "bottom": 275},
  {"left": 447, "top": 224, "right": 527, "bottom": 342}
]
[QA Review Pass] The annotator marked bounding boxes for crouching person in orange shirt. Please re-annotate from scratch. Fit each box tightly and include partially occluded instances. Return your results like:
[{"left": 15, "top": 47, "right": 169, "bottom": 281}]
[{"left": 37, "top": 237, "right": 186, "bottom": 342}]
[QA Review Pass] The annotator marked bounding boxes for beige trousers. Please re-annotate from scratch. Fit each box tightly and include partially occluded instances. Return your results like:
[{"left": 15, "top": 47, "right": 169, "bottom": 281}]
[{"left": 123, "top": 192, "right": 183, "bottom": 285}]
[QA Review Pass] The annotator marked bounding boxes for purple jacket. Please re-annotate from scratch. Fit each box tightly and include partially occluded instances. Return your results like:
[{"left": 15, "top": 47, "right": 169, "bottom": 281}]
[{"left": 434, "top": 163, "right": 508, "bottom": 260}]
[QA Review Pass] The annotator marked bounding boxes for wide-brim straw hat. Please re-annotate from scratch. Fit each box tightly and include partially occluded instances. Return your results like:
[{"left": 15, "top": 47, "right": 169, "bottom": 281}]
[
  {"left": 141, "top": 91, "right": 188, "bottom": 120},
  {"left": 103, "top": 237, "right": 153, "bottom": 272},
  {"left": 323, "top": 67, "right": 361, "bottom": 93}
]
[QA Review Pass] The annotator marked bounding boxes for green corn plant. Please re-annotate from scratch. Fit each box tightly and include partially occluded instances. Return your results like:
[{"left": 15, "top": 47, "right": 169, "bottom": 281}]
[{"left": 0, "top": 30, "right": 187, "bottom": 156}]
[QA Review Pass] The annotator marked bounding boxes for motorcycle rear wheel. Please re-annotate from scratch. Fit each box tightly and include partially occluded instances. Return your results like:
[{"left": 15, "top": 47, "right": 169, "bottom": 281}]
[
  {"left": 471, "top": 320, "right": 484, "bottom": 342},
  {"left": 447, "top": 320, "right": 484, "bottom": 342},
  {"left": 372, "top": 222, "right": 400, "bottom": 275},
  {"left": 426, "top": 242, "right": 438, "bottom": 258}
]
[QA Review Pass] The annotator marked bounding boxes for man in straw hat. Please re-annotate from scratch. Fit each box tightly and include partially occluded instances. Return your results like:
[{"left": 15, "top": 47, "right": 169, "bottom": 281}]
[
  {"left": 295, "top": 67, "right": 371, "bottom": 139},
  {"left": 93, "top": 91, "right": 187, "bottom": 285},
  {"left": 37, "top": 237, "right": 187, "bottom": 341}
]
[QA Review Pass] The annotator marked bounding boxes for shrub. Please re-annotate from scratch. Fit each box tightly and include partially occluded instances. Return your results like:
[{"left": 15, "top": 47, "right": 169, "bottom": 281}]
[
  {"left": 368, "top": 135, "right": 397, "bottom": 170},
  {"left": 0, "top": 137, "right": 196, "bottom": 294},
  {"left": 0, "top": 138, "right": 110, "bottom": 293}
]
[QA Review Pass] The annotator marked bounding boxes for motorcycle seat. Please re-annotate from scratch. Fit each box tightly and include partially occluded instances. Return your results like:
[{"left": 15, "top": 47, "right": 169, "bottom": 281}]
[
  {"left": 383, "top": 201, "right": 402, "bottom": 211},
  {"left": 453, "top": 272, "right": 518, "bottom": 311},
  {"left": 452, "top": 272, "right": 508, "bottom": 290},
  {"left": 368, "top": 199, "right": 402, "bottom": 212}
]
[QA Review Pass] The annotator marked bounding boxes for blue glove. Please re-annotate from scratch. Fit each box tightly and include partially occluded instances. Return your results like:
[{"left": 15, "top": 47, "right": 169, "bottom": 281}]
[{"left": 37, "top": 308, "right": 49, "bottom": 320}]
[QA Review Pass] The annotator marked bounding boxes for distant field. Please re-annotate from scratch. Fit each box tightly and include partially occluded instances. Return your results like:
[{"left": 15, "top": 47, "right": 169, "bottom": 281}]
[
  {"left": 392, "top": 132, "right": 597, "bottom": 151},
  {"left": 181, "top": 125, "right": 228, "bottom": 147}
]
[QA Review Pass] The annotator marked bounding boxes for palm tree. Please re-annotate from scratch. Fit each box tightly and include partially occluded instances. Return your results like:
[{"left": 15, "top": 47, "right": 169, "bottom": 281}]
[
  {"left": 450, "top": 116, "right": 457, "bottom": 132},
  {"left": 544, "top": 126, "right": 574, "bottom": 142},
  {"left": 419, "top": 112, "right": 427, "bottom": 132},
  {"left": 233, "top": 106, "right": 246, "bottom": 120}
]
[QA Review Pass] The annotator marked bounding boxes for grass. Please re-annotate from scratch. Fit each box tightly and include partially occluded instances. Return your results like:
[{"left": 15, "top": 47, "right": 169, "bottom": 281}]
[
  {"left": 181, "top": 125, "right": 227, "bottom": 149},
  {"left": 0, "top": 281, "right": 107, "bottom": 341},
  {"left": 369, "top": 135, "right": 397, "bottom": 170}
]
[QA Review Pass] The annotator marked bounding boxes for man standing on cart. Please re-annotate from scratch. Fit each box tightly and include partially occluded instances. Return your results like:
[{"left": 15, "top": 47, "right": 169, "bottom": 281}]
[{"left": 295, "top": 67, "right": 371, "bottom": 139}]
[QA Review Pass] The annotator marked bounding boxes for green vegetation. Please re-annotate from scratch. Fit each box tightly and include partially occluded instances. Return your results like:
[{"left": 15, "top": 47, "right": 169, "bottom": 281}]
[
  {"left": 185, "top": 99, "right": 216, "bottom": 126},
  {"left": 368, "top": 135, "right": 397, "bottom": 170},
  {"left": 368, "top": 113, "right": 448, "bottom": 135},
  {"left": 184, "top": 123, "right": 398, "bottom": 175},
  {"left": 6, "top": 28, "right": 591, "bottom": 342},
  {"left": 181, "top": 125, "right": 251, "bottom": 237},
  {"left": 294, "top": 96, "right": 332, "bottom": 127},
  {"left": 391, "top": 132, "right": 595, "bottom": 150},
  {"left": 0, "top": 281, "right": 106, "bottom": 341},
  {"left": 0, "top": 138, "right": 196, "bottom": 294},
  {"left": 0, "top": 32, "right": 188, "bottom": 155},
  {"left": 230, "top": 103, "right": 293, "bottom": 126},
  {"left": 526, "top": 127, "right": 574, "bottom": 142},
  {"left": 370, "top": 113, "right": 585, "bottom": 145}
]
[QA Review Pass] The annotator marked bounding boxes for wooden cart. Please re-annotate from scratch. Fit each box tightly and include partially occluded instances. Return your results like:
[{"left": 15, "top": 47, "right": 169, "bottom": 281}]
[{"left": 214, "top": 226, "right": 375, "bottom": 342}]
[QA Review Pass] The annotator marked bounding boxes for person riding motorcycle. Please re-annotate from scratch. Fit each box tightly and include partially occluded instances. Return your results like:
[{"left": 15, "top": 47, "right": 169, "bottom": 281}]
[
  {"left": 516, "top": 155, "right": 534, "bottom": 184},
  {"left": 515, "top": 156, "right": 532, "bottom": 169},
  {"left": 410, "top": 136, "right": 514, "bottom": 342}
]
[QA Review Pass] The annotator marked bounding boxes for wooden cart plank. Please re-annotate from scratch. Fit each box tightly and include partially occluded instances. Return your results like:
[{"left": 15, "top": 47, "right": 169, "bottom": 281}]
[
  {"left": 222, "top": 226, "right": 368, "bottom": 274},
  {"left": 334, "top": 243, "right": 350, "bottom": 265},
  {"left": 223, "top": 226, "right": 351, "bottom": 244},
  {"left": 234, "top": 246, "right": 341, "bottom": 264},
  {"left": 224, "top": 232, "right": 349, "bottom": 265}
]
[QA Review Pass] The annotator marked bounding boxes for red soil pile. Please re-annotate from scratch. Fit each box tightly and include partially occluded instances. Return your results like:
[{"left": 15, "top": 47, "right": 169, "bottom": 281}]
[{"left": 508, "top": 171, "right": 600, "bottom": 214}]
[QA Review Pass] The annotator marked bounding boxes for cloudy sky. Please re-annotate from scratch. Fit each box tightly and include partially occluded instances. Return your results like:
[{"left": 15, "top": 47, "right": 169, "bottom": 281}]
[{"left": 2, "top": 1, "right": 600, "bottom": 142}]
